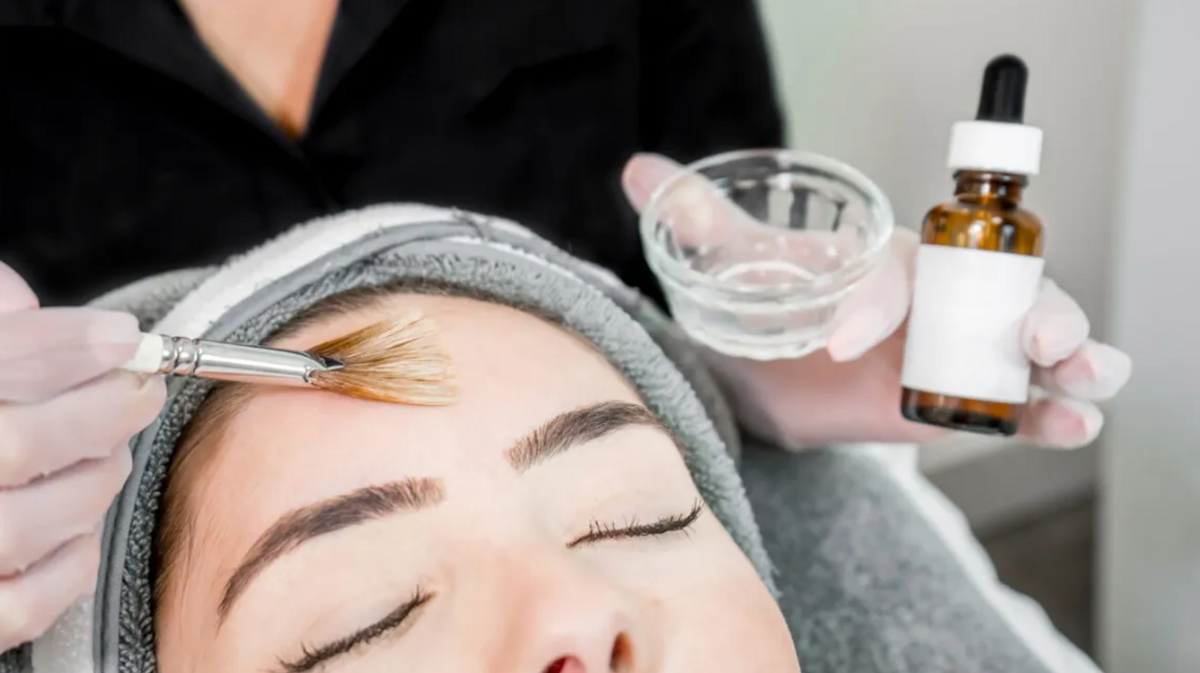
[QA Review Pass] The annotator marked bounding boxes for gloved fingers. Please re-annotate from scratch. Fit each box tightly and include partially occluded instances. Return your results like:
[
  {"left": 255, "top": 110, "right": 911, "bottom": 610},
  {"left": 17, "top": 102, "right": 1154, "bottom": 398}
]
[
  {"left": 0, "top": 308, "right": 142, "bottom": 404},
  {"left": 0, "top": 263, "right": 38, "bottom": 313},
  {"left": 1017, "top": 395, "right": 1105, "bottom": 450},
  {"left": 826, "top": 227, "right": 918, "bottom": 362},
  {"left": 0, "top": 371, "right": 165, "bottom": 487},
  {"left": 0, "top": 531, "right": 100, "bottom": 651},
  {"left": 0, "top": 447, "right": 131, "bottom": 575},
  {"left": 1022, "top": 279, "right": 1091, "bottom": 368},
  {"left": 1032, "top": 339, "right": 1133, "bottom": 402}
]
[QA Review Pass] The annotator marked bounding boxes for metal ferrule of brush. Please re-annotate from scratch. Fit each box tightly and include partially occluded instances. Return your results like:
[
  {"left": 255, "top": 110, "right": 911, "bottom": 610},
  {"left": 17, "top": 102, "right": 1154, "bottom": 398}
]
[{"left": 153, "top": 335, "right": 343, "bottom": 386}]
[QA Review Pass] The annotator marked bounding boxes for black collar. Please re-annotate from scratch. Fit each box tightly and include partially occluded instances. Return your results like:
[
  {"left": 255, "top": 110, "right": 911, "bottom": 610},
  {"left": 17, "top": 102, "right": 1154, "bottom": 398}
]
[
  {"left": 10, "top": 0, "right": 611, "bottom": 143},
  {"left": 55, "top": 0, "right": 413, "bottom": 147}
]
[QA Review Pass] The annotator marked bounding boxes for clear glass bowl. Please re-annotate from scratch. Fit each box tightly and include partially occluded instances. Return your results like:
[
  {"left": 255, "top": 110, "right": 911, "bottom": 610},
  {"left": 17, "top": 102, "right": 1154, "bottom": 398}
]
[{"left": 640, "top": 149, "right": 894, "bottom": 360}]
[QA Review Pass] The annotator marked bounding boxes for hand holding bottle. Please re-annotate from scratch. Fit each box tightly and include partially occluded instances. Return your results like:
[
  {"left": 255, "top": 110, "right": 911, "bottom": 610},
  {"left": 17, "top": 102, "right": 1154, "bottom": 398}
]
[
  {"left": 0, "top": 262, "right": 166, "bottom": 650},
  {"left": 622, "top": 153, "right": 1131, "bottom": 449}
]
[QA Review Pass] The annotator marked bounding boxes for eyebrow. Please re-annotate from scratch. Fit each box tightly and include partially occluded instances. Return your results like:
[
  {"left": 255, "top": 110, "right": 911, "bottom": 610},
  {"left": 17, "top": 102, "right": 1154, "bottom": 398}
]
[
  {"left": 216, "top": 401, "right": 671, "bottom": 624},
  {"left": 217, "top": 479, "right": 443, "bottom": 623},
  {"left": 505, "top": 401, "right": 673, "bottom": 472}
]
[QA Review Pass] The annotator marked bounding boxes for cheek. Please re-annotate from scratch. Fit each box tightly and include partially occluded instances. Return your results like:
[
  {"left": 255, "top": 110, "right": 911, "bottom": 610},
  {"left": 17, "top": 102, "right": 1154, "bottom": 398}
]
[{"left": 649, "top": 526, "right": 800, "bottom": 672}]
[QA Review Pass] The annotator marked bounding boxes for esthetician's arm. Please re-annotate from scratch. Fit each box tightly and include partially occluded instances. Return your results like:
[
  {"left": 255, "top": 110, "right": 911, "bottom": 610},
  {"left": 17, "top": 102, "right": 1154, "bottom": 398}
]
[
  {"left": 622, "top": 154, "right": 1133, "bottom": 450},
  {"left": 0, "top": 264, "right": 166, "bottom": 650}
]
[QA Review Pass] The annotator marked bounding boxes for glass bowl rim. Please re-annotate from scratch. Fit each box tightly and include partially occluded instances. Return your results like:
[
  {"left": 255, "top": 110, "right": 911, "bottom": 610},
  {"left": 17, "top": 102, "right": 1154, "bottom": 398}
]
[{"left": 638, "top": 148, "right": 896, "bottom": 298}]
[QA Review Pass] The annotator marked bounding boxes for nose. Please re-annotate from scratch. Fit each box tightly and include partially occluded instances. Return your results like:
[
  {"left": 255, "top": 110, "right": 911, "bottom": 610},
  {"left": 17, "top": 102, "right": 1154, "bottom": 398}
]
[
  {"left": 537, "top": 631, "right": 635, "bottom": 673},
  {"left": 492, "top": 555, "right": 652, "bottom": 673},
  {"left": 523, "top": 588, "right": 640, "bottom": 673}
]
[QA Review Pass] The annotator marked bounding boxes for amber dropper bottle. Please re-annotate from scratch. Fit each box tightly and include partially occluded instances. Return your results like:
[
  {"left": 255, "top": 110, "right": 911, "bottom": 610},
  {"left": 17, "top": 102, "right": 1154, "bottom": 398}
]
[{"left": 899, "top": 55, "right": 1046, "bottom": 436}]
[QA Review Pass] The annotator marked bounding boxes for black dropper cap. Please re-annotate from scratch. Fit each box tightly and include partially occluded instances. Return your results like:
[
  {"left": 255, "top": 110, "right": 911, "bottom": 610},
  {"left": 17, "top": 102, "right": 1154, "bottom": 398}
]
[{"left": 975, "top": 55, "right": 1028, "bottom": 124}]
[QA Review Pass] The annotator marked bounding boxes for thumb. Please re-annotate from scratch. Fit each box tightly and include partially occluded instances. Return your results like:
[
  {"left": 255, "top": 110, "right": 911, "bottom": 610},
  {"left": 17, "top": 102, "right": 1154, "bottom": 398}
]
[
  {"left": 0, "top": 308, "right": 142, "bottom": 403},
  {"left": 622, "top": 153, "right": 683, "bottom": 214},
  {"left": 0, "top": 262, "right": 39, "bottom": 313},
  {"left": 621, "top": 153, "right": 771, "bottom": 253},
  {"left": 826, "top": 227, "right": 918, "bottom": 361}
]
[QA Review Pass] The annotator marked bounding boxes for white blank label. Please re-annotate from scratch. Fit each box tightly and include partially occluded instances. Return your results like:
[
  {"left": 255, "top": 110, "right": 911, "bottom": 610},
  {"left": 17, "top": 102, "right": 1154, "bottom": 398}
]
[{"left": 901, "top": 244, "right": 1044, "bottom": 404}]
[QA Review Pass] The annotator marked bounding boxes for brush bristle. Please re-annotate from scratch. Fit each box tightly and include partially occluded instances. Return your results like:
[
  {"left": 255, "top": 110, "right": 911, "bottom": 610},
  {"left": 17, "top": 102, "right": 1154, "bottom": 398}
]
[{"left": 306, "top": 312, "right": 458, "bottom": 405}]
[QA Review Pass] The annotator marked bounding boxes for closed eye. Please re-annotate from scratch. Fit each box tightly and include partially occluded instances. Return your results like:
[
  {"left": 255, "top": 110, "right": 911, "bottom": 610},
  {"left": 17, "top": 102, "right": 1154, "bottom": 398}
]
[
  {"left": 277, "top": 588, "right": 432, "bottom": 673},
  {"left": 568, "top": 499, "right": 704, "bottom": 548}
]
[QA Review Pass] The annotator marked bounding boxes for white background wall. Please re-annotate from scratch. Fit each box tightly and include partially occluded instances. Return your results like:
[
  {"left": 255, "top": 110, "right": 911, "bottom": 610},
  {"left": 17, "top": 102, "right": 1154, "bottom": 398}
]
[
  {"left": 753, "top": 0, "right": 1166, "bottom": 669},
  {"left": 1103, "top": 1, "right": 1200, "bottom": 670}
]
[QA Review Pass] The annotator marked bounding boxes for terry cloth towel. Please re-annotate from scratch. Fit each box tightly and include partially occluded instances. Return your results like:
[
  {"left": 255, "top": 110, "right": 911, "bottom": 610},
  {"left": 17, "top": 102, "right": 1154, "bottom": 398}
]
[{"left": 5, "top": 205, "right": 1092, "bottom": 673}]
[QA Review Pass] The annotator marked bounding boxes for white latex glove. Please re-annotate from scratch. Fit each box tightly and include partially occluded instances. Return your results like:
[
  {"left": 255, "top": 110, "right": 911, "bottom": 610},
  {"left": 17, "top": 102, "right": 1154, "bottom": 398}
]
[
  {"left": 0, "top": 263, "right": 165, "bottom": 650},
  {"left": 623, "top": 153, "right": 1132, "bottom": 449}
]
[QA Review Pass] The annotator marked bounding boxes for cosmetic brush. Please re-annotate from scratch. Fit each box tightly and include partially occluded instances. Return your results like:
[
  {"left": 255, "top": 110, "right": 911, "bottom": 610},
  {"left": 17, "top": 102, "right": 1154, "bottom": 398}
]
[{"left": 121, "top": 313, "right": 457, "bottom": 405}]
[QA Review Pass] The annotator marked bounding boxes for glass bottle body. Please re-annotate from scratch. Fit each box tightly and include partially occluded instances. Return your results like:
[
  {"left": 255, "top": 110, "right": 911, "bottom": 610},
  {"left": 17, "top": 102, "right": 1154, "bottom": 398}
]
[{"left": 900, "top": 171, "right": 1044, "bottom": 436}]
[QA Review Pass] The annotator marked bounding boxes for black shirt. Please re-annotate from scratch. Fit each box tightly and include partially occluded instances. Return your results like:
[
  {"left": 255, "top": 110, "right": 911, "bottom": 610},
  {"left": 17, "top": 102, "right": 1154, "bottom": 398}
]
[{"left": 1, "top": 0, "right": 783, "bottom": 306}]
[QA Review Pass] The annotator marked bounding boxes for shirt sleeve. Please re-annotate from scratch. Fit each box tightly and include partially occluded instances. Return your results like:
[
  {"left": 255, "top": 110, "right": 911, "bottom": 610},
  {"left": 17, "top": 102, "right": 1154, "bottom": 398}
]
[{"left": 638, "top": 0, "right": 786, "bottom": 161}]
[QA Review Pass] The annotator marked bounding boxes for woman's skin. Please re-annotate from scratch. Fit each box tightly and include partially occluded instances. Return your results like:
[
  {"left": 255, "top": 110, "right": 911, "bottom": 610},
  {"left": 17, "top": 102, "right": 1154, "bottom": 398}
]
[
  {"left": 156, "top": 293, "right": 800, "bottom": 673},
  {"left": 179, "top": 0, "right": 339, "bottom": 137}
]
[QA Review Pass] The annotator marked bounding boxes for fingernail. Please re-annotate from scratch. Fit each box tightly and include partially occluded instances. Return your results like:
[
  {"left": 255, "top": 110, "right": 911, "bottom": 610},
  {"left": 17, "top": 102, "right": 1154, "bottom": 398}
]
[
  {"left": 1043, "top": 398, "right": 1104, "bottom": 450},
  {"left": 138, "top": 373, "right": 165, "bottom": 395},
  {"left": 0, "top": 262, "right": 38, "bottom": 312},
  {"left": 1059, "top": 343, "right": 1133, "bottom": 400},
  {"left": 671, "top": 179, "right": 718, "bottom": 242},
  {"left": 86, "top": 311, "right": 141, "bottom": 347},
  {"left": 86, "top": 312, "right": 142, "bottom": 367},
  {"left": 78, "top": 531, "right": 102, "bottom": 594},
  {"left": 827, "top": 308, "right": 888, "bottom": 362},
  {"left": 621, "top": 153, "right": 676, "bottom": 211},
  {"left": 0, "top": 594, "right": 30, "bottom": 643},
  {"left": 1030, "top": 314, "right": 1090, "bottom": 366}
]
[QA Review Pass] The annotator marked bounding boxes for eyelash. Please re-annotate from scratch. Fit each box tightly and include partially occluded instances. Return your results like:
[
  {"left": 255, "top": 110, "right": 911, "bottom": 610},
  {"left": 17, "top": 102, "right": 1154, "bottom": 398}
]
[
  {"left": 568, "top": 499, "right": 705, "bottom": 548},
  {"left": 277, "top": 501, "right": 703, "bottom": 672},
  {"left": 279, "top": 587, "right": 432, "bottom": 673}
]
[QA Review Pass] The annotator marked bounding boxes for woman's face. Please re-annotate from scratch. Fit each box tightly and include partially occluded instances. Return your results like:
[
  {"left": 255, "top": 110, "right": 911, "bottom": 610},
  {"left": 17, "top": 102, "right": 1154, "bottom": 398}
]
[{"left": 155, "top": 294, "right": 799, "bottom": 673}]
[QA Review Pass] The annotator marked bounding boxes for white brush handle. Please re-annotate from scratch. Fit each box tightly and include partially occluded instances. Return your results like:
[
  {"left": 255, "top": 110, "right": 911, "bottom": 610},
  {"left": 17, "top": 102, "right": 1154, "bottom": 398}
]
[{"left": 123, "top": 333, "right": 169, "bottom": 374}]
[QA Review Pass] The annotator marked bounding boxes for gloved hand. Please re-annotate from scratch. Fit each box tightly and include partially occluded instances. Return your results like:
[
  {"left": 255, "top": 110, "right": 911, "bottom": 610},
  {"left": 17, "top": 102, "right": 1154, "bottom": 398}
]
[
  {"left": 0, "top": 263, "right": 165, "bottom": 650},
  {"left": 623, "top": 153, "right": 1132, "bottom": 449}
]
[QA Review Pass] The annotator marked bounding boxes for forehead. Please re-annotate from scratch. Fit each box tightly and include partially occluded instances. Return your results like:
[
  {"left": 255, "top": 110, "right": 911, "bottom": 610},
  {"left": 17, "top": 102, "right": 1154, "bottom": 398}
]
[
  {"left": 272, "top": 293, "right": 641, "bottom": 411},
  {"left": 201, "top": 294, "right": 644, "bottom": 507}
]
